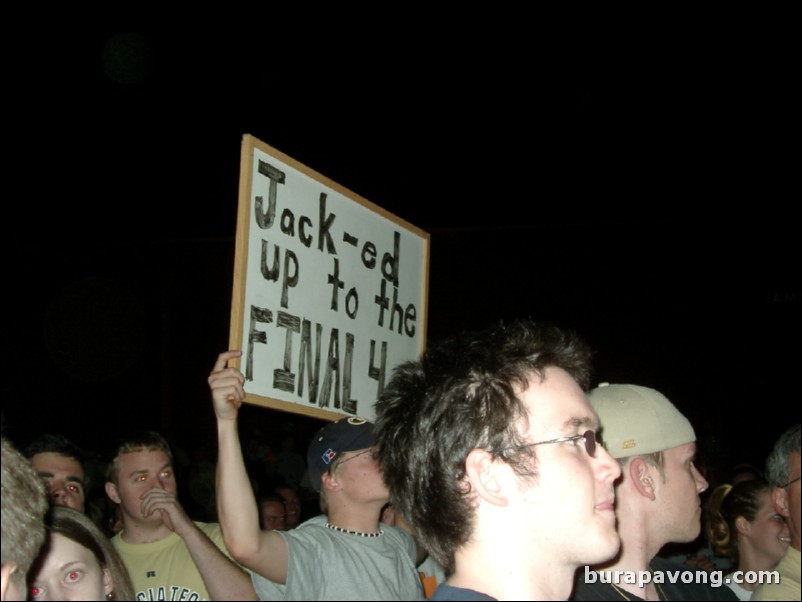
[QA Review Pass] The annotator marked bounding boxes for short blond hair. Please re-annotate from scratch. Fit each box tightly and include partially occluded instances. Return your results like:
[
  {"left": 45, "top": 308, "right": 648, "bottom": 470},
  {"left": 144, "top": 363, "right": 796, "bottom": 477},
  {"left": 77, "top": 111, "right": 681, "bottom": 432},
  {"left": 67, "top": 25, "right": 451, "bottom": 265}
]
[{"left": 106, "top": 431, "right": 173, "bottom": 485}]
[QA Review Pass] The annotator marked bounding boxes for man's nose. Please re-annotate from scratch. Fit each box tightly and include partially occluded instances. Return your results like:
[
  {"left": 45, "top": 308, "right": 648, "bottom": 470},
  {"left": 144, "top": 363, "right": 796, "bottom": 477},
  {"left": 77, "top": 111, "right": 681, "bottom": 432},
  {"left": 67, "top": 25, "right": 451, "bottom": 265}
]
[
  {"left": 48, "top": 484, "right": 75, "bottom": 509},
  {"left": 48, "top": 480, "right": 67, "bottom": 498}
]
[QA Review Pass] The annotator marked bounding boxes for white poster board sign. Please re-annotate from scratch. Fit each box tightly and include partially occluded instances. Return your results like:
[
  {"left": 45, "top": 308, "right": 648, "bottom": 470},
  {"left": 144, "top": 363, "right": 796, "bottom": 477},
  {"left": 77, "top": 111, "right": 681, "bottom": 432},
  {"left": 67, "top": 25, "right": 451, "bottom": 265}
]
[{"left": 228, "top": 135, "right": 430, "bottom": 422}]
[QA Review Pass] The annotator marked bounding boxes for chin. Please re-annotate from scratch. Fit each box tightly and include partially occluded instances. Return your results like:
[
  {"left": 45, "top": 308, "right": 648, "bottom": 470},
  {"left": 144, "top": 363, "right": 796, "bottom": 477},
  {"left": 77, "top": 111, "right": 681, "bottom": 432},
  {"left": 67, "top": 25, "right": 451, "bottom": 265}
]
[
  {"left": 586, "top": 529, "right": 621, "bottom": 565},
  {"left": 675, "top": 525, "right": 701, "bottom": 544}
]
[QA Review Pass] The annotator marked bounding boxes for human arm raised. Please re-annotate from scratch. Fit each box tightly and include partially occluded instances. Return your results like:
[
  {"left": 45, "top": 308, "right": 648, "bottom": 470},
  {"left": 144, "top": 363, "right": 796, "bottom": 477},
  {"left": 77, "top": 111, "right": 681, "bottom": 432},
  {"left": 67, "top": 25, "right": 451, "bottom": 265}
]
[{"left": 210, "top": 350, "right": 290, "bottom": 584}]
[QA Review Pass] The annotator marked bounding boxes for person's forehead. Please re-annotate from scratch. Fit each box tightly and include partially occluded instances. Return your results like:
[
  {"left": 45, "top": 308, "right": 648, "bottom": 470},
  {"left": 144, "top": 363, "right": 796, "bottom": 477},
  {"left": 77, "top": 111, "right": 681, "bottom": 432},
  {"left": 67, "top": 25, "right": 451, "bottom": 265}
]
[
  {"left": 518, "top": 366, "right": 596, "bottom": 435},
  {"left": 119, "top": 448, "right": 170, "bottom": 467},
  {"left": 277, "top": 488, "right": 299, "bottom": 502},
  {"left": 753, "top": 490, "right": 773, "bottom": 513},
  {"left": 31, "top": 451, "right": 84, "bottom": 476},
  {"left": 45, "top": 531, "right": 97, "bottom": 566},
  {"left": 664, "top": 441, "right": 697, "bottom": 459},
  {"left": 262, "top": 501, "right": 285, "bottom": 511}
]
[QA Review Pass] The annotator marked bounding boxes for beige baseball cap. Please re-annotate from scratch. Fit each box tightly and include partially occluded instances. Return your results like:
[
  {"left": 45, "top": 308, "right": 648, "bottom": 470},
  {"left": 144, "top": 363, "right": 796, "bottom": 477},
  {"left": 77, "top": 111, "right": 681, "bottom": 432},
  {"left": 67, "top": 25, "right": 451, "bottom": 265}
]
[{"left": 588, "top": 383, "right": 695, "bottom": 459}]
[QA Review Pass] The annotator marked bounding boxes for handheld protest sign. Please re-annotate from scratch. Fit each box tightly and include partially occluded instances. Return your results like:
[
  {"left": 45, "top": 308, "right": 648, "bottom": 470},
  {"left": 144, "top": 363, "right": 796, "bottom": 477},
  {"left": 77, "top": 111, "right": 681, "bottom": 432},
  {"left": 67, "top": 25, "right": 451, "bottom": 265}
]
[{"left": 229, "top": 134, "right": 429, "bottom": 422}]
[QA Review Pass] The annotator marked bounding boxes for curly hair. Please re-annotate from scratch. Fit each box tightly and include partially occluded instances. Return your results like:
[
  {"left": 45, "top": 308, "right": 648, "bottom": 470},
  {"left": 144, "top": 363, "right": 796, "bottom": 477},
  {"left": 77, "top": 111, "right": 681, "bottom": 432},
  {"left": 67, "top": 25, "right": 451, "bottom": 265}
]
[
  {"left": 764, "top": 424, "right": 801, "bottom": 488},
  {"left": 1, "top": 437, "right": 48, "bottom": 586}
]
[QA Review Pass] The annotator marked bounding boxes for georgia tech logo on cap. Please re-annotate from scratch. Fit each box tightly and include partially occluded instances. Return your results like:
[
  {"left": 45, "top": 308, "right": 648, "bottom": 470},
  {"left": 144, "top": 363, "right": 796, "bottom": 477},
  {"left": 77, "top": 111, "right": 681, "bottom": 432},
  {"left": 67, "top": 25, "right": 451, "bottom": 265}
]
[{"left": 347, "top": 417, "right": 368, "bottom": 426}]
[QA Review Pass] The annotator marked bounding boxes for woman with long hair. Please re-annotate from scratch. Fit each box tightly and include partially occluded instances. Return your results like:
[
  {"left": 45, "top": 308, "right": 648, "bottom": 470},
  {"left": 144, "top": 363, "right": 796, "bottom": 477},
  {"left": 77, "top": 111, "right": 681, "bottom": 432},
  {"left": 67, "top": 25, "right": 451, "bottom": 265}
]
[
  {"left": 707, "top": 478, "right": 790, "bottom": 600},
  {"left": 28, "top": 505, "right": 135, "bottom": 601}
]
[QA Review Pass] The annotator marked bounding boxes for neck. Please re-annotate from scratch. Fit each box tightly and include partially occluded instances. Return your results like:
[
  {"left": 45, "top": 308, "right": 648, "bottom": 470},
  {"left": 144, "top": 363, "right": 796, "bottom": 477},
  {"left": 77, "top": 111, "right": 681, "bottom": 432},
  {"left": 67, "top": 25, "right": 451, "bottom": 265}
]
[
  {"left": 327, "top": 503, "right": 383, "bottom": 535},
  {"left": 450, "top": 543, "right": 576, "bottom": 600},
  {"left": 738, "top": 543, "right": 784, "bottom": 581},
  {"left": 607, "top": 580, "right": 663, "bottom": 601},
  {"left": 600, "top": 530, "right": 659, "bottom": 575},
  {"left": 610, "top": 581, "right": 663, "bottom": 601},
  {"left": 592, "top": 534, "right": 662, "bottom": 601}
]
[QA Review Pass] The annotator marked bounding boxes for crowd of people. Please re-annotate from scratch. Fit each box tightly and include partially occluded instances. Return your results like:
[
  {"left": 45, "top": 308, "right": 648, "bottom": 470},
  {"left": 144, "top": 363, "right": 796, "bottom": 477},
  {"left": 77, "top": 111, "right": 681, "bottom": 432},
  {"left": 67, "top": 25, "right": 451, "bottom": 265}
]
[{"left": 1, "top": 318, "right": 799, "bottom": 601}]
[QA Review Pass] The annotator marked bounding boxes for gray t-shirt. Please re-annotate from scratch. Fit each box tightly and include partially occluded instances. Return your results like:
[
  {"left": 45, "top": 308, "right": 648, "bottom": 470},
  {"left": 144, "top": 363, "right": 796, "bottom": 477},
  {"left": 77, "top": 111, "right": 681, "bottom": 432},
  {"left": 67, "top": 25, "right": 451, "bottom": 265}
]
[{"left": 252, "top": 514, "right": 424, "bottom": 600}]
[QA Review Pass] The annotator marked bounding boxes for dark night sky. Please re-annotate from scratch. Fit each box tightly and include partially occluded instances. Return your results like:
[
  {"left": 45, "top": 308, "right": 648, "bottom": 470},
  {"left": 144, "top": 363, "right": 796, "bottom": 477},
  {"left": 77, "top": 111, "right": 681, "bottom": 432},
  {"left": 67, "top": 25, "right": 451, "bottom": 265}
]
[{"left": 2, "top": 29, "right": 798, "bottom": 480}]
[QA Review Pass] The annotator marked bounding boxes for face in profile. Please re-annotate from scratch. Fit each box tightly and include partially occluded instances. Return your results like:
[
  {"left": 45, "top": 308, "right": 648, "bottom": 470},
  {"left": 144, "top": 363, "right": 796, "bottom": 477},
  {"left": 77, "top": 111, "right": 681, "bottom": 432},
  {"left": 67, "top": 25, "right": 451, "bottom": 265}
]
[
  {"left": 657, "top": 442, "right": 709, "bottom": 543},
  {"left": 29, "top": 532, "right": 112, "bottom": 601},
  {"left": 328, "top": 447, "right": 389, "bottom": 505},
  {"left": 743, "top": 490, "right": 790, "bottom": 563},
  {"left": 515, "top": 366, "right": 622, "bottom": 566}
]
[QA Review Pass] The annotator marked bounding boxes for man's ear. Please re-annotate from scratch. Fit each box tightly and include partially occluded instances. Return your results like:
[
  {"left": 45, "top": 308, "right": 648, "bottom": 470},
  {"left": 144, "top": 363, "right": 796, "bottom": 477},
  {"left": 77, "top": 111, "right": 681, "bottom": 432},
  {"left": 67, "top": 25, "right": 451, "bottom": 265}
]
[
  {"left": 321, "top": 470, "right": 341, "bottom": 494},
  {"left": 105, "top": 481, "right": 121, "bottom": 504},
  {"left": 771, "top": 486, "right": 790, "bottom": 518},
  {"left": 464, "top": 448, "right": 508, "bottom": 507},
  {"left": 629, "top": 457, "right": 656, "bottom": 501}
]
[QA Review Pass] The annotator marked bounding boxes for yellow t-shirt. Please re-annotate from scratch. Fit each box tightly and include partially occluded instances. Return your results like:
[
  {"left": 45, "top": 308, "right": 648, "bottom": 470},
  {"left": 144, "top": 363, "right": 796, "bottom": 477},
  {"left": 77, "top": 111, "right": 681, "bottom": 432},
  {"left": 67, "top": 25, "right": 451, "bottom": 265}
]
[
  {"left": 112, "top": 521, "right": 231, "bottom": 601},
  {"left": 752, "top": 546, "right": 801, "bottom": 601}
]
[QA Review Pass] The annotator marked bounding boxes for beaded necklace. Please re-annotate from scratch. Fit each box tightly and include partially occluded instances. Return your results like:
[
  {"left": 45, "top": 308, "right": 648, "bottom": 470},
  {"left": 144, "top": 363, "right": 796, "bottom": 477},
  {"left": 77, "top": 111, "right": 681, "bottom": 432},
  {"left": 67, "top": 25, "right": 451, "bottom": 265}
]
[{"left": 325, "top": 522, "right": 384, "bottom": 537}]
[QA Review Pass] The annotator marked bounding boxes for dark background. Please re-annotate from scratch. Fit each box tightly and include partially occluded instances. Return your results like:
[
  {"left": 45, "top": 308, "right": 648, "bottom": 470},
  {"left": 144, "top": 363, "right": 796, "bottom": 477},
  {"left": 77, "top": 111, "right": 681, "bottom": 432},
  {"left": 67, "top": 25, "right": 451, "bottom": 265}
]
[{"left": 2, "top": 28, "right": 798, "bottom": 486}]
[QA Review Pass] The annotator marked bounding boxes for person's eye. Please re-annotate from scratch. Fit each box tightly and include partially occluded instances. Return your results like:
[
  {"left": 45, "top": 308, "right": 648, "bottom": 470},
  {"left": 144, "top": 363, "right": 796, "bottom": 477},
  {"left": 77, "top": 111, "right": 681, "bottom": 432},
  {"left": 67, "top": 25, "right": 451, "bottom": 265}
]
[
  {"left": 137, "top": 474, "right": 147, "bottom": 482},
  {"left": 65, "top": 569, "right": 83, "bottom": 584},
  {"left": 161, "top": 469, "right": 172, "bottom": 478},
  {"left": 67, "top": 483, "right": 81, "bottom": 494},
  {"left": 31, "top": 584, "right": 45, "bottom": 600}
]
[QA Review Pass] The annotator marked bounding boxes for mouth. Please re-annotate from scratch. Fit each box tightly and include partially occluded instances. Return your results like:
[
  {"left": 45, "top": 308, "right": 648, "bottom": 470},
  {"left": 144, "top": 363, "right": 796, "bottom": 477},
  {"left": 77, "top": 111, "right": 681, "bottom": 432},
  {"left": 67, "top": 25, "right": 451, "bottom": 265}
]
[
  {"left": 595, "top": 498, "right": 616, "bottom": 513},
  {"left": 779, "top": 535, "right": 791, "bottom": 544}
]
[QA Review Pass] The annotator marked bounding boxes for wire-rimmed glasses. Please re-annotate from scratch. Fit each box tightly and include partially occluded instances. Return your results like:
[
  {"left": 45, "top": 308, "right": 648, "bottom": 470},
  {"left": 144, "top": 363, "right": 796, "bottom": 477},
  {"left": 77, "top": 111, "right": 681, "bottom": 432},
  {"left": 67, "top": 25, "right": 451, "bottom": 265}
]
[
  {"left": 781, "top": 475, "right": 801, "bottom": 488},
  {"left": 495, "top": 430, "right": 603, "bottom": 458}
]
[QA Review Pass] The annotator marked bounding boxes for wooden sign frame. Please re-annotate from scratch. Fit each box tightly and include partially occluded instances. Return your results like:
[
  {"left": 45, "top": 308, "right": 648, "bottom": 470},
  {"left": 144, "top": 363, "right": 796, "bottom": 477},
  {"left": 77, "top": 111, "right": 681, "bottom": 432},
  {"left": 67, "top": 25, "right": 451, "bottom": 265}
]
[{"left": 228, "top": 134, "right": 430, "bottom": 422}]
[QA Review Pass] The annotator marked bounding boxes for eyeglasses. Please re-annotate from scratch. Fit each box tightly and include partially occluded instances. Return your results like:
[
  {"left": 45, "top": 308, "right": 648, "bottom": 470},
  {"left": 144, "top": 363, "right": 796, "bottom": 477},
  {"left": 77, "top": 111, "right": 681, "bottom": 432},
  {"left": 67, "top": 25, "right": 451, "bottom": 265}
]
[
  {"left": 334, "top": 448, "right": 376, "bottom": 468},
  {"left": 781, "top": 475, "right": 801, "bottom": 488},
  {"left": 496, "top": 430, "right": 602, "bottom": 458}
]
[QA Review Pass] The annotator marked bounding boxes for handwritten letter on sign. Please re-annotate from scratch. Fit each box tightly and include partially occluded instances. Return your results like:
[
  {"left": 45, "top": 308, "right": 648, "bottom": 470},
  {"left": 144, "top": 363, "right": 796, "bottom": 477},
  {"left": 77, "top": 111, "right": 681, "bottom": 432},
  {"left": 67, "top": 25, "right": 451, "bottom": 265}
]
[{"left": 229, "top": 135, "right": 430, "bottom": 422}]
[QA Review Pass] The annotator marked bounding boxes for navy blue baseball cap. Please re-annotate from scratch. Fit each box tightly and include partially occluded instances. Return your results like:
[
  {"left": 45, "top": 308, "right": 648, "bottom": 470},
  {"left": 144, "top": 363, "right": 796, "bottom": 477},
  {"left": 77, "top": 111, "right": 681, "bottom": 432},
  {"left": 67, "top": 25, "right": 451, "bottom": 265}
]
[{"left": 306, "top": 417, "right": 375, "bottom": 492}]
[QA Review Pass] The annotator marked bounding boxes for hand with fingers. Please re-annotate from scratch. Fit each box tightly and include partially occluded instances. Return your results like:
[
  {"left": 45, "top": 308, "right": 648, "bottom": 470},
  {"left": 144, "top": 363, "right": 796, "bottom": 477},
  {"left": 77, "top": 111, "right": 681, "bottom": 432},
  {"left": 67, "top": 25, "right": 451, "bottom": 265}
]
[
  {"left": 140, "top": 487, "right": 193, "bottom": 535},
  {"left": 209, "top": 350, "right": 246, "bottom": 421}
]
